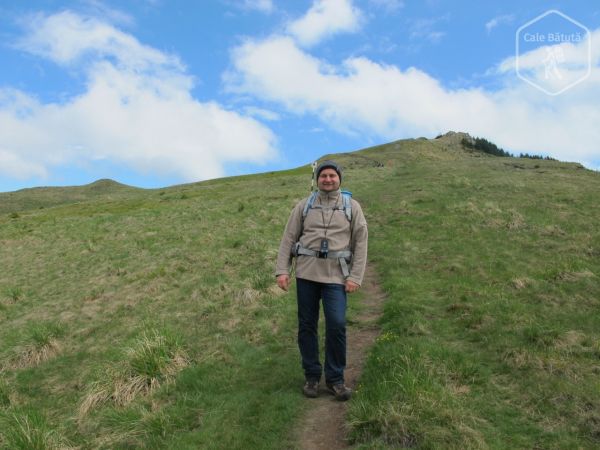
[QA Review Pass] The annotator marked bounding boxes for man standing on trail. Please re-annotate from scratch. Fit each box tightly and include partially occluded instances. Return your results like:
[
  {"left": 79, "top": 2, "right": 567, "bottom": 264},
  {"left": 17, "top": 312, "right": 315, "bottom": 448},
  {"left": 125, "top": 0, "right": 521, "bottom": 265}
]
[{"left": 275, "top": 160, "right": 368, "bottom": 401}]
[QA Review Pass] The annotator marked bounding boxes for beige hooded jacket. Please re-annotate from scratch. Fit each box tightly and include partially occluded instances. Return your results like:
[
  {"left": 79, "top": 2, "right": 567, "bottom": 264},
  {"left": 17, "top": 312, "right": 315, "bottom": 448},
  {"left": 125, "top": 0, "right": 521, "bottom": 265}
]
[{"left": 275, "top": 189, "right": 368, "bottom": 286}]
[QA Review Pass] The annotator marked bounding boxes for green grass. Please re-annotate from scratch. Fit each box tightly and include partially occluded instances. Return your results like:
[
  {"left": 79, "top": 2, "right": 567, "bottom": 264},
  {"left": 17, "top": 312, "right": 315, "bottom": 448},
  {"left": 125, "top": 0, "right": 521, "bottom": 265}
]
[
  {"left": 1, "top": 135, "right": 599, "bottom": 448},
  {"left": 346, "top": 143, "right": 600, "bottom": 449},
  {"left": 0, "top": 179, "right": 144, "bottom": 215},
  {"left": 0, "top": 407, "right": 68, "bottom": 450},
  {"left": 1, "top": 169, "right": 313, "bottom": 448}
]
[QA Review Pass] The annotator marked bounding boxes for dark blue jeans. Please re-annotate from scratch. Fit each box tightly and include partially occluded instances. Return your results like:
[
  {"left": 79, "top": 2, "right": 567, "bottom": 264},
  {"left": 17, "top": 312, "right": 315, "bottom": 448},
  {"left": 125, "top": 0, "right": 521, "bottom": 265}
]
[{"left": 296, "top": 278, "right": 347, "bottom": 385}]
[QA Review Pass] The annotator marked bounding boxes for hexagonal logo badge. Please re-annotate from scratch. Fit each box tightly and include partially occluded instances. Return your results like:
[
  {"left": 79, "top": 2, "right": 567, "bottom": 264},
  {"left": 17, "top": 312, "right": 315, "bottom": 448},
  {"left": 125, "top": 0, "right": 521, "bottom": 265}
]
[{"left": 516, "top": 10, "right": 591, "bottom": 95}]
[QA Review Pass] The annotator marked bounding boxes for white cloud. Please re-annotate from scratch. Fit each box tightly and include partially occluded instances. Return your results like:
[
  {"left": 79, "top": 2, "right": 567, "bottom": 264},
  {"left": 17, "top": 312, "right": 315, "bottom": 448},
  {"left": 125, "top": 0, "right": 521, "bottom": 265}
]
[
  {"left": 242, "top": 0, "right": 274, "bottom": 14},
  {"left": 369, "top": 0, "right": 404, "bottom": 13},
  {"left": 228, "top": 32, "right": 600, "bottom": 167},
  {"left": 0, "top": 148, "right": 48, "bottom": 180},
  {"left": 225, "top": 0, "right": 274, "bottom": 14},
  {"left": 1, "top": 11, "right": 276, "bottom": 182},
  {"left": 243, "top": 106, "right": 281, "bottom": 121},
  {"left": 17, "top": 11, "right": 179, "bottom": 70},
  {"left": 485, "top": 14, "right": 514, "bottom": 33},
  {"left": 287, "top": 0, "right": 363, "bottom": 47},
  {"left": 80, "top": 0, "right": 136, "bottom": 27},
  {"left": 409, "top": 15, "right": 449, "bottom": 44}
]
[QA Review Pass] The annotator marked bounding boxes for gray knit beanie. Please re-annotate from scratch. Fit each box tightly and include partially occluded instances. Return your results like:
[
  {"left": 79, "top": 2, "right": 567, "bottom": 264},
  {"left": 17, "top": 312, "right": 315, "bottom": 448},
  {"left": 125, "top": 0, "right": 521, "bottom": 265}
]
[{"left": 316, "top": 160, "right": 342, "bottom": 181}]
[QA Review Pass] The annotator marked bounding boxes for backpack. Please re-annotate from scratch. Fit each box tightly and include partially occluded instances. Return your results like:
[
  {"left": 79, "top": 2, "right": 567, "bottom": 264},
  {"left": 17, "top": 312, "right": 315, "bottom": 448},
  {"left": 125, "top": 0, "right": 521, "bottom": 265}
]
[{"left": 302, "top": 190, "right": 352, "bottom": 222}]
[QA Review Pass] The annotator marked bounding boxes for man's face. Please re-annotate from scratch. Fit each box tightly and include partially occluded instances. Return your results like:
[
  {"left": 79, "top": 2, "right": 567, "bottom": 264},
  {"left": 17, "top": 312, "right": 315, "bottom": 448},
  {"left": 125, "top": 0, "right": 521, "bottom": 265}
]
[{"left": 317, "top": 168, "right": 340, "bottom": 192}]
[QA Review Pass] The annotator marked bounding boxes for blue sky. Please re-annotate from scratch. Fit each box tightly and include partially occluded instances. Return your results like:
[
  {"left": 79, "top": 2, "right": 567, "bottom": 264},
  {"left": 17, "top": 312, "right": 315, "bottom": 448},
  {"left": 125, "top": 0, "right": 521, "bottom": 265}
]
[{"left": 1, "top": 0, "right": 599, "bottom": 192}]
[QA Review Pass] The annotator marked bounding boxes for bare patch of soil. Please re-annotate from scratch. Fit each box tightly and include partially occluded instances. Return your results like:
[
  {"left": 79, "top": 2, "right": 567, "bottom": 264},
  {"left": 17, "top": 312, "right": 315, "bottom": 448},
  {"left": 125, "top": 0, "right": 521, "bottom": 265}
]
[{"left": 295, "top": 265, "right": 386, "bottom": 449}]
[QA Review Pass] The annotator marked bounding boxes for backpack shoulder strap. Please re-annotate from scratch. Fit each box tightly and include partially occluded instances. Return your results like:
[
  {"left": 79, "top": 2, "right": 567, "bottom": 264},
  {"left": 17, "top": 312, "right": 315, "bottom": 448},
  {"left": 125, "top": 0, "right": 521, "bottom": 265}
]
[
  {"left": 302, "top": 191, "right": 319, "bottom": 219},
  {"left": 341, "top": 190, "right": 352, "bottom": 221}
]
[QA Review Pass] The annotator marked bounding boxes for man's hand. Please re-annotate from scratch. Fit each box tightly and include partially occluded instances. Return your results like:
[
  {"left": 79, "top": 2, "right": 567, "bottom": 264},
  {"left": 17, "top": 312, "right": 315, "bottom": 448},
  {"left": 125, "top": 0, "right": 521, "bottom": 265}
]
[
  {"left": 345, "top": 280, "right": 360, "bottom": 293},
  {"left": 276, "top": 274, "right": 291, "bottom": 291}
]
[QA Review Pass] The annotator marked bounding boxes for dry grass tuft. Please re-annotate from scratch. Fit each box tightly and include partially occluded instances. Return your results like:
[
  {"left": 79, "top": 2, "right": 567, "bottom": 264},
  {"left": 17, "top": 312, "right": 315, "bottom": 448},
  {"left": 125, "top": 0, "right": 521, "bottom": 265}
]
[
  {"left": 78, "top": 379, "right": 113, "bottom": 418},
  {"left": 112, "top": 375, "right": 157, "bottom": 407},
  {"left": 78, "top": 330, "right": 189, "bottom": 419},
  {"left": 541, "top": 225, "right": 566, "bottom": 236},
  {"left": 555, "top": 330, "right": 587, "bottom": 349},
  {"left": 221, "top": 317, "right": 241, "bottom": 331},
  {"left": 511, "top": 277, "right": 534, "bottom": 290},
  {"left": 236, "top": 287, "right": 261, "bottom": 304},
  {"left": 502, "top": 349, "right": 541, "bottom": 370},
  {"left": 506, "top": 210, "right": 526, "bottom": 230},
  {"left": 267, "top": 284, "right": 286, "bottom": 297},
  {"left": 11, "top": 340, "right": 61, "bottom": 370},
  {"left": 450, "top": 201, "right": 481, "bottom": 216},
  {"left": 554, "top": 270, "right": 596, "bottom": 282},
  {"left": 448, "top": 383, "right": 471, "bottom": 396}
]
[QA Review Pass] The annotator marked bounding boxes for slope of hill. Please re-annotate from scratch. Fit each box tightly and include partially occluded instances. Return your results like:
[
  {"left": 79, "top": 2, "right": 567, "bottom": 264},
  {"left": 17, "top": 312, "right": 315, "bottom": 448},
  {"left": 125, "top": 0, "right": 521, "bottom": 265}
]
[
  {"left": 1, "top": 134, "right": 599, "bottom": 449},
  {"left": 346, "top": 136, "right": 600, "bottom": 449},
  {"left": 0, "top": 179, "right": 144, "bottom": 215}
]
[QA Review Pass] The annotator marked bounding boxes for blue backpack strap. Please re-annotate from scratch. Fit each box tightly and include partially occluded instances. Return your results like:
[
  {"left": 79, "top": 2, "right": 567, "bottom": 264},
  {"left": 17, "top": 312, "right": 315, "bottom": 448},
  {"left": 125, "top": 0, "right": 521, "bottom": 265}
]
[
  {"left": 341, "top": 190, "right": 352, "bottom": 221},
  {"left": 302, "top": 191, "right": 319, "bottom": 219}
]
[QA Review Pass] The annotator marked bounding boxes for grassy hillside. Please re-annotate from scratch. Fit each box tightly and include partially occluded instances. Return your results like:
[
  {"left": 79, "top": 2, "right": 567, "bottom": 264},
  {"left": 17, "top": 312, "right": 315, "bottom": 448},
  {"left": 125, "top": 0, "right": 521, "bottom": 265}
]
[
  {"left": 346, "top": 137, "right": 600, "bottom": 449},
  {"left": 0, "top": 179, "right": 144, "bottom": 215},
  {"left": 0, "top": 169, "right": 315, "bottom": 449},
  {"left": 1, "top": 134, "right": 599, "bottom": 449}
]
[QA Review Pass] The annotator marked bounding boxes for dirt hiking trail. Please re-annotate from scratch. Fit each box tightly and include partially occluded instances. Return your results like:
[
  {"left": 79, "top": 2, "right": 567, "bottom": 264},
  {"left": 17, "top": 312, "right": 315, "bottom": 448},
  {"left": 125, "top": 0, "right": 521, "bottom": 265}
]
[{"left": 295, "top": 265, "right": 386, "bottom": 449}]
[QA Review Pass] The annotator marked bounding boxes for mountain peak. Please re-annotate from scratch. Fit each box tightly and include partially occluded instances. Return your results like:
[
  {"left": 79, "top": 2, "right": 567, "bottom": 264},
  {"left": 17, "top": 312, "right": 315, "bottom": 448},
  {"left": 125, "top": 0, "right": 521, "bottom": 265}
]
[
  {"left": 434, "top": 131, "right": 475, "bottom": 145},
  {"left": 86, "top": 179, "right": 134, "bottom": 191}
]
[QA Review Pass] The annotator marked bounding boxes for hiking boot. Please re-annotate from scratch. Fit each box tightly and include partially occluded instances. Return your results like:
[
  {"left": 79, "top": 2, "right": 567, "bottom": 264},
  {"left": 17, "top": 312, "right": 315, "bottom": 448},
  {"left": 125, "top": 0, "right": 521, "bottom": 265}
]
[
  {"left": 326, "top": 383, "right": 352, "bottom": 401},
  {"left": 303, "top": 380, "right": 319, "bottom": 398}
]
